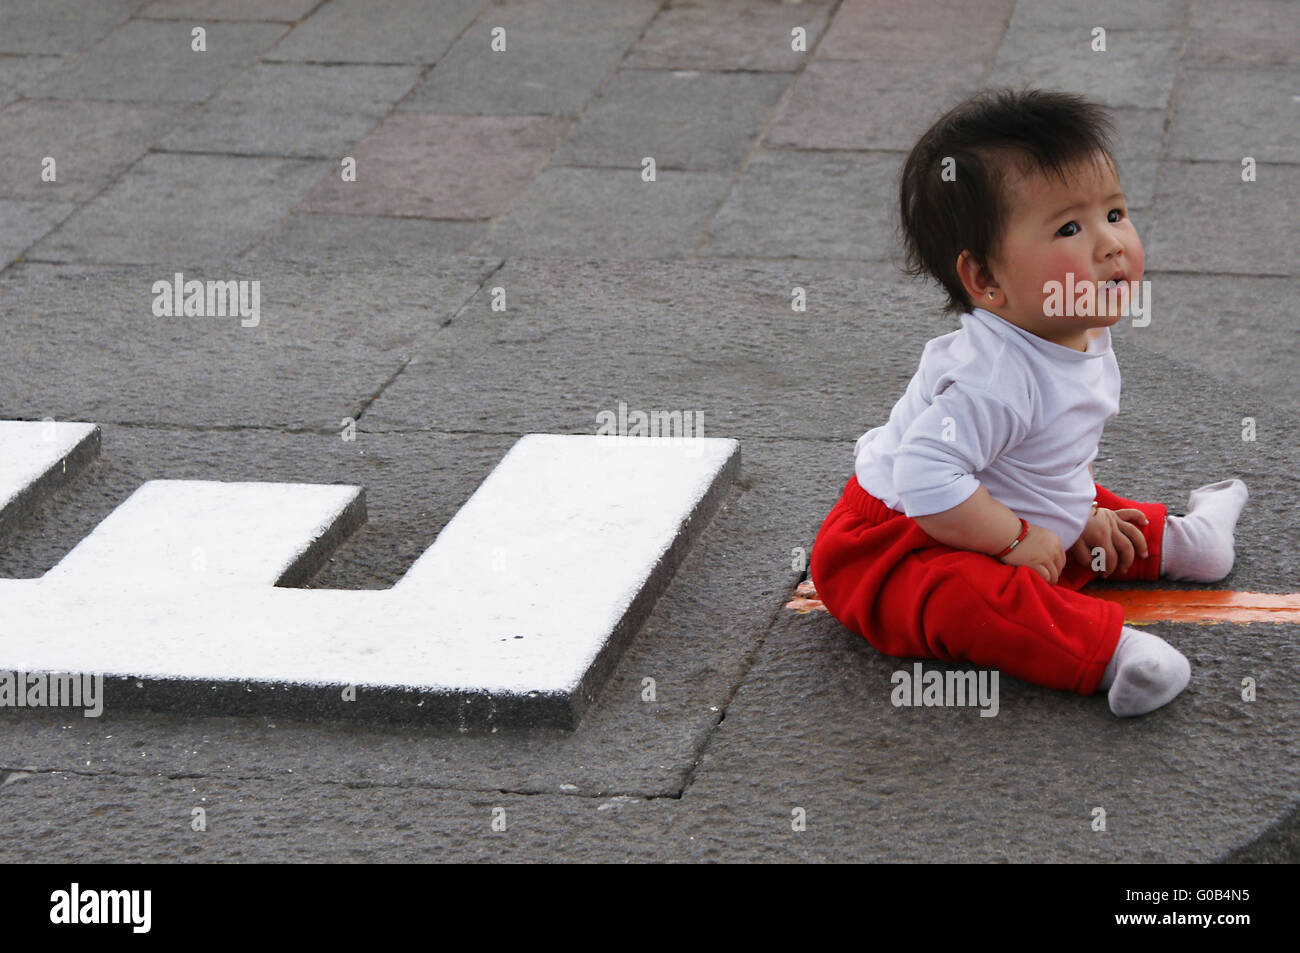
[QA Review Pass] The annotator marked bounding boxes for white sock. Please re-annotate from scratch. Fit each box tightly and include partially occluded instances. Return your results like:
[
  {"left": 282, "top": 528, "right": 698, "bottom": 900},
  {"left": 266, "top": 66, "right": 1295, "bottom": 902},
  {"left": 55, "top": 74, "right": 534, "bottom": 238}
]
[
  {"left": 1159, "top": 479, "right": 1249, "bottom": 582},
  {"left": 1099, "top": 625, "right": 1191, "bottom": 717}
]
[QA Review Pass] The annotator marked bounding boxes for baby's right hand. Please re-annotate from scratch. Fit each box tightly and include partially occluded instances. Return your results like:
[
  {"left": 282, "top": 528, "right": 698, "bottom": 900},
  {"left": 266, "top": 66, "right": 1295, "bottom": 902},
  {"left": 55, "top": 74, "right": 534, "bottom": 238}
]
[{"left": 997, "top": 521, "right": 1067, "bottom": 585}]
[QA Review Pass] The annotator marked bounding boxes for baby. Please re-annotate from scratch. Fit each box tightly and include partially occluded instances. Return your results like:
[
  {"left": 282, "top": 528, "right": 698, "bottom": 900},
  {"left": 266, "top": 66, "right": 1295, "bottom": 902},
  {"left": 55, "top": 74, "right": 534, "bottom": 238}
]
[{"left": 809, "top": 88, "right": 1249, "bottom": 717}]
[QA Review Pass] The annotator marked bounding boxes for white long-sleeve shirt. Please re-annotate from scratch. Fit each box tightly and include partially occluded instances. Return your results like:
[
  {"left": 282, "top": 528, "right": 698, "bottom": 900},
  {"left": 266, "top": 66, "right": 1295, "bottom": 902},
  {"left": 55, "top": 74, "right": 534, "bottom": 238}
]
[{"left": 854, "top": 306, "right": 1120, "bottom": 549}]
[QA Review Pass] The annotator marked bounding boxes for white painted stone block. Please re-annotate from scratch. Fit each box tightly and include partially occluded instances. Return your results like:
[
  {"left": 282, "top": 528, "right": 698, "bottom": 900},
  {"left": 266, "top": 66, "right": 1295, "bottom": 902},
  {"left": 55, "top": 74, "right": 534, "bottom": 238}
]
[
  {"left": 0, "top": 420, "right": 98, "bottom": 513},
  {"left": 0, "top": 429, "right": 739, "bottom": 727},
  {"left": 45, "top": 480, "right": 363, "bottom": 587}
]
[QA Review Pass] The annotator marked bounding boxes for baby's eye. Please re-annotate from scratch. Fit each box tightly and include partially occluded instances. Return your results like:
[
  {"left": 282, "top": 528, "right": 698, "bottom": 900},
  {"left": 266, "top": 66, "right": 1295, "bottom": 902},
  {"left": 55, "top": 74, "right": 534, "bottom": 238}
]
[
  {"left": 1056, "top": 221, "right": 1079, "bottom": 237},
  {"left": 1108, "top": 208, "right": 1124, "bottom": 222}
]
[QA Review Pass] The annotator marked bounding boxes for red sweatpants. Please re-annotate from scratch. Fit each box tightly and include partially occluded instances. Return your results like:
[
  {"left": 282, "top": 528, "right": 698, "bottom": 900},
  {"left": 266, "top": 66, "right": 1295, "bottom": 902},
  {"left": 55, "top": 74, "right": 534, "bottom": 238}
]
[{"left": 809, "top": 476, "right": 1167, "bottom": 696}]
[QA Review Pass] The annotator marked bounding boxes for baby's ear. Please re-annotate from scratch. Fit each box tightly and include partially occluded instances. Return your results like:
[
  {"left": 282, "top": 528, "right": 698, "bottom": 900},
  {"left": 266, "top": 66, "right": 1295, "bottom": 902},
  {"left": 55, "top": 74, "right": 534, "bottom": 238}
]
[{"left": 955, "top": 250, "right": 991, "bottom": 297}]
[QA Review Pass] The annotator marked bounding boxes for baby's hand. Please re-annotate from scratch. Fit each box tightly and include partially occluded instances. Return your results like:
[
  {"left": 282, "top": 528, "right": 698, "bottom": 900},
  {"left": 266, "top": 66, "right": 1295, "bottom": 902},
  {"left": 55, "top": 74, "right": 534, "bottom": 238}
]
[
  {"left": 998, "top": 521, "right": 1066, "bottom": 585},
  {"left": 1069, "top": 507, "right": 1149, "bottom": 578}
]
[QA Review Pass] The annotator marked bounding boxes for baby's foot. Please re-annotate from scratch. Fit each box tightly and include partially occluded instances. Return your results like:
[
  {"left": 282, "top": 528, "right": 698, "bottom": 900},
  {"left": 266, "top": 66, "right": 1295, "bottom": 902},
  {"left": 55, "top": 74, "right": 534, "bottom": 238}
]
[
  {"left": 1100, "top": 626, "right": 1191, "bottom": 717},
  {"left": 1159, "top": 479, "right": 1249, "bottom": 582}
]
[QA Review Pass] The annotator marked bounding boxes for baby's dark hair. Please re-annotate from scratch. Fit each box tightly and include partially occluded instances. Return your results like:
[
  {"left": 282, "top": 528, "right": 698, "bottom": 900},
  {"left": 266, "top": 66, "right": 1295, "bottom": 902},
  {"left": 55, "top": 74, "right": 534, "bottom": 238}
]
[{"left": 899, "top": 88, "right": 1118, "bottom": 315}]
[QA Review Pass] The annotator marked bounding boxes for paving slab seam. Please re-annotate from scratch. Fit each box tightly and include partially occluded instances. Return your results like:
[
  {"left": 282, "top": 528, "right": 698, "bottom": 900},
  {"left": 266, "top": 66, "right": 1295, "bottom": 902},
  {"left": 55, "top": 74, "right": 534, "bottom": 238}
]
[
  {"left": 262, "top": 1, "right": 493, "bottom": 70},
  {"left": 0, "top": 204, "right": 86, "bottom": 277},
  {"left": 1, "top": 764, "right": 98, "bottom": 780},
  {"left": 134, "top": 16, "right": 320, "bottom": 27},
  {"left": 1142, "top": 268, "right": 1296, "bottom": 278},
  {"left": 1156, "top": 157, "right": 1300, "bottom": 169},
  {"left": 616, "top": 66, "right": 817, "bottom": 76},
  {"left": 672, "top": 574, "right": 796, "bottom": 801},
  {"left": 341, "top": 258, "right": 508, "bottom": 421},
  {"left": 347, "top": 361, "right": 423, "bottom": 424},
  {"left": 0, "top": 761, "right": 684, "bottom": 801},
  {"left": 0, "top": 420, "right": 777, "bottom": 442},
  {"left": 262, "top": 59, "right": 441, "bottom": 68},
  {"left": 3, "top": 766, "right": 210, "bottom": 784},
  {"left": 1217, "top": 801, "right": 1300, "bottom": 862},
  {"left": 8, "top": 257, "right": 220, "bottom": 270},
  {"left": 6, "top": 42, "right": 293, "bottom": 268},
  {"left": 688, "top": 0, "right": 846, "bottom": 258},
  {"left": 1155, "top": 6, "right": 1190, "bottom": 164},
  {"left": 697, "top": 251, "right": 903, "bottom": 263},
  {"left": 354, "top": 429, "right": 868, "bottom": 443},
  {"left": 753, "top": 145, "right": 909, "bottom": 157},
  {"left": 150, "top": 146, "right": 344, "bottom": 161},
  {"left": 431, "top": 257, "right": 506, "bottom": 330},
  {"left": 19, "top": 420, "right": 370, "bottom": 437}
]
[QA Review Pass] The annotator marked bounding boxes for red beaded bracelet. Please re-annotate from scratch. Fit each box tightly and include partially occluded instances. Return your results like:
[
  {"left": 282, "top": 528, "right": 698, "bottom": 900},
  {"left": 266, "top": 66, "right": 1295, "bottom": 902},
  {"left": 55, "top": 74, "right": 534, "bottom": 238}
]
[{"left": 996, "top": 517, "right": 1029, "bottom": 558}]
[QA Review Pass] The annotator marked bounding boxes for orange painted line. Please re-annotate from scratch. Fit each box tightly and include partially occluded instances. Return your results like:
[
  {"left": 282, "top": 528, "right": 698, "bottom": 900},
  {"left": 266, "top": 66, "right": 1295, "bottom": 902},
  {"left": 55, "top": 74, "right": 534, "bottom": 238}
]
[
  {"left": 786, "top": 579, "right": 1300, "bottom": 624},
  {"left": 1091, "top": 590, "right": 1300, "bottom": 624},
  {"left": 784, "top": 596, "right": 826, "bottom": 614}
]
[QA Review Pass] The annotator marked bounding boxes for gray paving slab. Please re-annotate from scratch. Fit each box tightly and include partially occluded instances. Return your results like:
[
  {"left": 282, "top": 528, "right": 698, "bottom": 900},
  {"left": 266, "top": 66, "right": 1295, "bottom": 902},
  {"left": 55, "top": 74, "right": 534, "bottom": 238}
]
[
  {"left": 39, "top": 19, "right": 287, "bottom": 103},
  {"left": 677, "top": 338, "right": 1299, "bottom": 863},
  {"left": 1167, "top": 69, "right": 1300, "bottom": 162},
  {"left": 0, "top": 199, "right": 76, "bottom": 268},
  {"left": 396, "top": 0, "right": 659, "bottom": 115},
  {"left": 818, "top": 23, "right": 1006, "bottom": 68},
  {"left": 820, "top": 0, "right": 1014, "bottom": 36},
  {"left": 1185, "top": 0, "right": 1300, "bottom": 70},
  {"left": 622, "top": 0, "right": 832, "bottom": 72},
  {"left": 0, "top": 771, "right": 692, "bottom": 862},
  {"left": 0, "top": 99, "right": 189, "bottom": 202},
  {"left": 764, "top": 61, "right": 989, "bottom": 152},
  {"left": 241, "top": 213, "right": 488, "bottom": 263},
  {"left": 1224, "top": 805, "right": 1300, "bottom": 862},
  {"left": 1108, "top": 107, "right": 1166, "bottom": 210},
  {"left": 1143, "top": 160, "right": 1299, "bottom": 276},
  {"left": 688, "top": 612, "right": 1298, "bottom": 862},
  {"left": 469, "top": 167, "right": 734, "bottom": 258},
  {"left": 816, "top": 4, "right": 1008, "bottom": 63},
  {"left": 0, "top": 54, "right": 63, "bottom": 106},
  {"left": 157, "top": 62, "right": 421, "bottom": 158},
  {"left": 140, "top": 0, "right": 321, "bottom": 20},
  {"left": 2, "top": 758, "right": 1286, "bottom": 863},
  {"left": 0, "top": 259, "right": 499, "bottom": 428},
  {"left": 988, "top": 26, "right": 1182, "bottom": 110},
  {"left": 360, "top": 257, "right": 964, "bottom": 438},
  {"left": 264, "top": 0, "right": 483, "bottom": 64},
  {"left": 1110, "top": 273, "right": 1300, "bottom": 418},
  {"left": 704, "top": 150, "right": 901, "bottom": 260},
  {"left": 0, "top": 0, "right": 144, "bottom": 56},
  {"left": 1006, "top": 0, "right": 1187, "bottom": 30},
  {"left": 300, "top": 112, "right": 569, "bottom": 219},
  {"left": 28, "top": 153, "right": 329, "bottom": 265},
  {"left": 549, "top": 69, "right": 789, "bottom": 171}
]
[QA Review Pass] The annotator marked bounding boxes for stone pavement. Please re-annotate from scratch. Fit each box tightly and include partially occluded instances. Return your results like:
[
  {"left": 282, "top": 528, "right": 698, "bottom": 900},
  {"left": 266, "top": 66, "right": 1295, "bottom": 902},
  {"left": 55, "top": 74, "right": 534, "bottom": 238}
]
[{"left": 0, "top": 0, "right": 1296, "bottom": 862}]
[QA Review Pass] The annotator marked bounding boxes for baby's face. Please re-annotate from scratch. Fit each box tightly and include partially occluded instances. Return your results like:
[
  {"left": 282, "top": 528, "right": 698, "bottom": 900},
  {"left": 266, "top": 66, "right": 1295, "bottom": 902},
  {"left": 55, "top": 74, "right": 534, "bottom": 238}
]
[{"left": 985, "top": 152, "right": 1144, "bottom": 349}]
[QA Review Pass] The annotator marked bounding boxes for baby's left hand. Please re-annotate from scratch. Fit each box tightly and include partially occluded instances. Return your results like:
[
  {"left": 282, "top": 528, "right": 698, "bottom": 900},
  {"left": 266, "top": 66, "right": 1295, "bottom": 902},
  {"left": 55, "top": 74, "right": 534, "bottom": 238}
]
[{"left": 1069, "top": 506, "right": 1150, "bottom": 578}]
